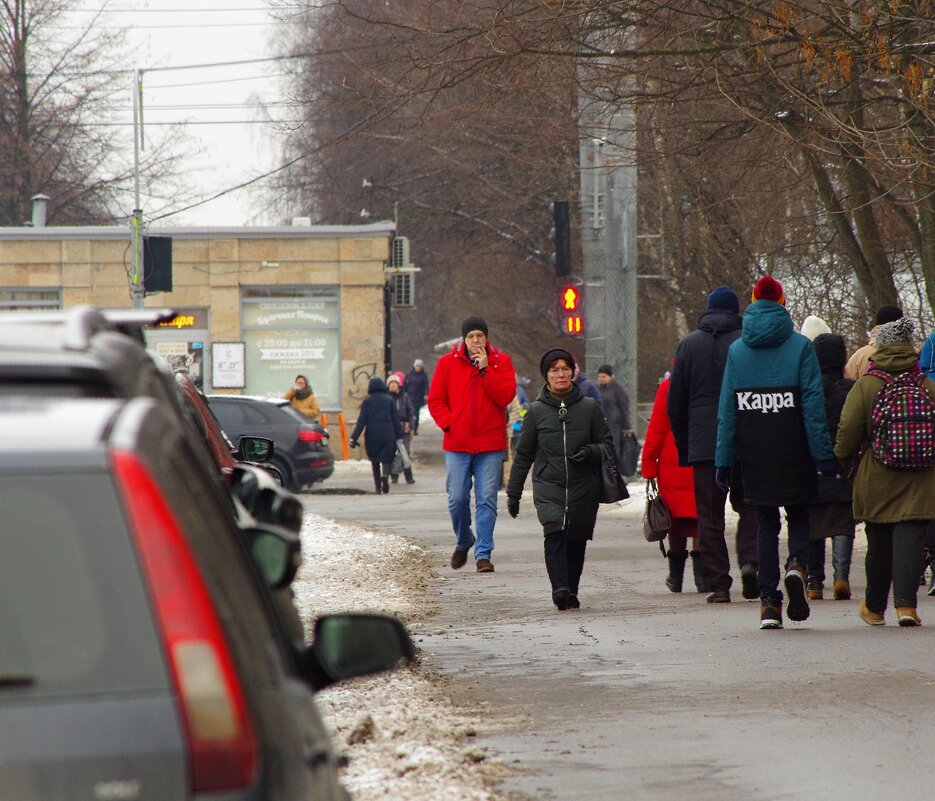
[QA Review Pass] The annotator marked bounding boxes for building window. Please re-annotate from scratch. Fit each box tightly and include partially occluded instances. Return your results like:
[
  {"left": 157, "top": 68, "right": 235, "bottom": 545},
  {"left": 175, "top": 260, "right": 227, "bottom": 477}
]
[
  {"left": 0, "top": 288, "right": 61, "bottom": 312},
  {"left": 241, "top": 287, "right": 341, "bottom": 409}
]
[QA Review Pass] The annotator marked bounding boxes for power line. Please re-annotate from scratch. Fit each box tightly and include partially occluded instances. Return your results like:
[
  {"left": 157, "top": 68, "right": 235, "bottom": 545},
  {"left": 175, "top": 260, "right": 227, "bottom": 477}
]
[{"left": 150, "top": 102, "right": 399, "bottom": 222}]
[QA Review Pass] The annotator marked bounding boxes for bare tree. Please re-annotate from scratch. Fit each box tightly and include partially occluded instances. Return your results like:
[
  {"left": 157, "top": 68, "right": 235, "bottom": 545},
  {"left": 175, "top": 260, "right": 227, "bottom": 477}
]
[{"left": 0, "top": 0, "right": 186, "bottom": 225}]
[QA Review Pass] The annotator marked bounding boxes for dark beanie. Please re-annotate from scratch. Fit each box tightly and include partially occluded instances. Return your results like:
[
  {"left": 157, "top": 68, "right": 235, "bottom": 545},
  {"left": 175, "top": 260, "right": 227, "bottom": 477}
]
[
  {"left": 707, "top": 286, "right": 739, "bottom": 313},
  {"left": 597, "top": 363, "right": 614, "bottom": 376},
  {"left": 874, "top": 305, "right": 903, "bottom": 326},
  {"left": 461, "top": 315, "right": 488, "bottom": 339},
  {"left": 539, "top": 348, "right": 576, "bottom": 379}
]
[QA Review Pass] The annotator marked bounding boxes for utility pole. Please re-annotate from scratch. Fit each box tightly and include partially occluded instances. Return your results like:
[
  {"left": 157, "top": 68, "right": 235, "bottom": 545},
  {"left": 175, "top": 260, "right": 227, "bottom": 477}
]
[
  {"left": 578, "top": 73, "right": 638, "bottom": 412},
  {"left": 131, "top": 68, "right": 145, "bottom": 309}
]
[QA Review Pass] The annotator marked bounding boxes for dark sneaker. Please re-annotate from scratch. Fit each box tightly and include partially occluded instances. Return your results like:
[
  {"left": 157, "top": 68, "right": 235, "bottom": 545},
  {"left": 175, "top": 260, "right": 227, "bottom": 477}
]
[
  {"left": 476, "top": 558, "right": 495, "bottom": 573},
  {"left": 740, "top": 562, "right": 758, "bottom": 600},
  {"left": 706, "top": 590, "right": 730, "bottom": 603},
  {"left": 806, "top": 581, "right": 824, "bottom": 601},
  {"left": 381, "top": 476, "right": 390, "bottom": 494},
  {"left": 450, "top": 536, "right": 475, "bottom": 570},
  {"left": 784, "top": 563, "right": 810, "bottom": 622},
  {"left": 552, "top": 588, "right": 572, "bottom": 610},
  {"left": 760, "top": 602, "right": 783, "bottom": 629},
  {"left": 568, "top": 593, "right": 580, "bottom": 609}
]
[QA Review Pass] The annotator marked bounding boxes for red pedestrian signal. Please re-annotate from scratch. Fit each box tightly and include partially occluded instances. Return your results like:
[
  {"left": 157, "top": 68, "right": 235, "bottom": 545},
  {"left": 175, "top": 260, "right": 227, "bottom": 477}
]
[{"left": 557, "top": 283, "right": 585, "bottom": 337}]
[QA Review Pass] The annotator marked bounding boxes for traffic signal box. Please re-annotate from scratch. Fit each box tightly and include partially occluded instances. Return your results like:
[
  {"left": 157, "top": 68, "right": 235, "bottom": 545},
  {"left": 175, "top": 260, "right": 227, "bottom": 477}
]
[{"left": 557, "top": 281, "right": 585, "bottom": 337}]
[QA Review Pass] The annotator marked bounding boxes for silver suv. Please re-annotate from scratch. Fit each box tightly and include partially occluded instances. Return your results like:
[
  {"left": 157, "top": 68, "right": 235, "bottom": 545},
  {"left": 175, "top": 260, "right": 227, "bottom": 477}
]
[{"left": 0, "top": 309, "right": 414, "bottom": 800}]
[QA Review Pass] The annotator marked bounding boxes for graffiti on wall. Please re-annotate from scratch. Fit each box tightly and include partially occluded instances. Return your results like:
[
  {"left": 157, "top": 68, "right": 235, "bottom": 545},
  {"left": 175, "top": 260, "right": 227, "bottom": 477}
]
[{"left": 348, "top": 362, "right": 378, "bottom": 401}]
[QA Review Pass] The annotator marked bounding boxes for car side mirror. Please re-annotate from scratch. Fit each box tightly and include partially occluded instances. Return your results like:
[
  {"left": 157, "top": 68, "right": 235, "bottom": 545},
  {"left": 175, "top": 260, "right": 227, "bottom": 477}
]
[
  {"left": 239, "top": 435, "right": 274, "bottom": 462},
  {"left": 303, "top": 613, "right": 415, "bottom": 692},
  {"left": 242, "top": 524, "right": 302, "bottom": 590}
]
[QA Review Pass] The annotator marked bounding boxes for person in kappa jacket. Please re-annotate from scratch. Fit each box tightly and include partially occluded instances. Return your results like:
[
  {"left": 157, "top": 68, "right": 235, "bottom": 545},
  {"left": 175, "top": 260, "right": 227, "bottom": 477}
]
[
  {"left": 715, "top": 276, "right": 838, "bottom": 630},
  {"left": 668, "top": 286, "right": 759, "bottom": 603},
  {"left": 506, "top": 348, "right": 613, "bottom": 610},
  {"left": 428, "top": 315, "right": 516, "bottom": 573},
  {"left": 349, "top": 377, "right": 404, "bottom": 495}
]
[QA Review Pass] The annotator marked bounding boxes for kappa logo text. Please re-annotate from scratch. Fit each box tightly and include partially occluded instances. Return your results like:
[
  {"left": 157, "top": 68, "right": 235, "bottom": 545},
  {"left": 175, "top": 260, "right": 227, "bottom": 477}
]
[{"left": 736, "top": 391, "right": 795, "bottom": 413}]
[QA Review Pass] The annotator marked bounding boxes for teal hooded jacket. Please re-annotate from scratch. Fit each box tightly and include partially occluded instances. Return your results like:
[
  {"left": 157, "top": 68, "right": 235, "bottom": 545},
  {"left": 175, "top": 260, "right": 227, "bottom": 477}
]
[{"left": 715, "top": 300, "right": 834, "bottom": 506}]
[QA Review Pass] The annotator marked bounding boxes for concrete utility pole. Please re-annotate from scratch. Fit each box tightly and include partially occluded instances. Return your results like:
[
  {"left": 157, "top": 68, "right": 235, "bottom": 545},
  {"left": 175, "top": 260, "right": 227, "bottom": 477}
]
[
  {"left": 131, "top": 69, "right": 145, "bottom": 309},
  {"left": 578, "top": 88, "right": 638, "bottom": 410}
]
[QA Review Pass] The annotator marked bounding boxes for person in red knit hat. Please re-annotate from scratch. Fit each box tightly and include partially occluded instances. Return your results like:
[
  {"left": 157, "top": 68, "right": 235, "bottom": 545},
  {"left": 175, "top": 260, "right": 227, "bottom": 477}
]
[
  {"left": 641, "top": 373, "right": 702, "bottom": 593},
  {"left": 751, "top": 275, "right": 786, "bottom": 305}
]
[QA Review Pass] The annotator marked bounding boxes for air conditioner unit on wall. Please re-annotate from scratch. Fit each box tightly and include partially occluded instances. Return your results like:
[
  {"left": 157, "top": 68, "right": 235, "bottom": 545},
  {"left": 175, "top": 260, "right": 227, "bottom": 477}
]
[{"left": 391, "top": 236, "right": 409, "bottom": 268}]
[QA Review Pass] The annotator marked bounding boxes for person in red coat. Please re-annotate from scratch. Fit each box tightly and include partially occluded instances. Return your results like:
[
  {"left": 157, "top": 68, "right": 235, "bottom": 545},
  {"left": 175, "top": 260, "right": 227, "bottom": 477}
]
[{"left": 641, "top": 377, "right": 702, "bottom": 592}]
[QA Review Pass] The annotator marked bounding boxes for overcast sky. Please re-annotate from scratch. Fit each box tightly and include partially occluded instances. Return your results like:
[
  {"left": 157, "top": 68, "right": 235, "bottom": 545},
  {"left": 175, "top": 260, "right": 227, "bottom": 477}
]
[{"left": 74, "top": 0, "right": 293, "bottom": 226}]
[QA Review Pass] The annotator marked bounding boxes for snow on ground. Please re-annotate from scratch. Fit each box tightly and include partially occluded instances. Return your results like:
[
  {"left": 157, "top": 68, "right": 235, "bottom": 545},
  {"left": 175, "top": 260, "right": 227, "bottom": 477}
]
[
  {"left": 292, "top": 500, "right": 515, "bottom": 800},
  {"left": 289, "top": 459, "right": 649, "bottom": 800}
]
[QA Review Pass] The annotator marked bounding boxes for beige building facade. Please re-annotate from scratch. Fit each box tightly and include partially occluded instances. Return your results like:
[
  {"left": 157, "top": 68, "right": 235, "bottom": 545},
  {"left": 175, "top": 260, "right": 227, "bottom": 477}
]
[{"left": 0, "top": 223, "right": 396, "bottom": 415}]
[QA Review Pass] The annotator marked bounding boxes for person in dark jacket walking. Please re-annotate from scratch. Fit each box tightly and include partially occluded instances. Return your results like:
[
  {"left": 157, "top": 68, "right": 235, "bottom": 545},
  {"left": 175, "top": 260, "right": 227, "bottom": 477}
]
[
  {"left": 716, "top": 276, "right": 837, "bottom": 630},
  {"left": 404, "top": 359, "right": 430, "bottom": 434},
  {"left": 596, "top": 364, "right": 636, "bottom": 478},
  {"left": 506, "top": 348, "right": 613, "bottom": 610},
  {"left": 349, "top": 377, "right": 405, "bottom": 495},
  {"left": 668, "top": 286, "right": 759, "bottom": 603},
  {"left": 806, "top": 333, "right": 856, "bottom": 601},
  {"left": 386, "top": 374, "right": 416, "bottom": 484}
]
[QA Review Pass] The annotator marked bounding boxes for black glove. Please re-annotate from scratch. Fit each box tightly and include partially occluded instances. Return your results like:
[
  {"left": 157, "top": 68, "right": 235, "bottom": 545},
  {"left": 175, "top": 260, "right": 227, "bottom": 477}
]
[
  {"left": 569, "top": 444, "right": 599, "bottom": 463},
  {"left": 715, "top": 466, "right": 731, "bottom": 493},
  {"left": 507, "top": 496, "right": 520, "bottom": 518},
  {"left": 349, "top": 439, "right": 358, "bottom": 449},
  {"left": 817, "top": 458, "right": 841, "bottom": 478}
]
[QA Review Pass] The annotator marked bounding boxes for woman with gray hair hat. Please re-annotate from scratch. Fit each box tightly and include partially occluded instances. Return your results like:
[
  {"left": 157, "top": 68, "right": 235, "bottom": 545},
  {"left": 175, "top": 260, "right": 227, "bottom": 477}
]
[{"left": 835, "top": 316, "right": 935, "bottom": 627}]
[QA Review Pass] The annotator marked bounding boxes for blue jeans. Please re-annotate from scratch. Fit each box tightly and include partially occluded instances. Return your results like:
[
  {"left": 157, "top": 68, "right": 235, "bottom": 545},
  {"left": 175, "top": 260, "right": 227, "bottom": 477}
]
[
  {"left": 756, "top": 504, "right": 810, "bottom": 603},
  {"left": 445, "top": 450, "right": 504, "bottom": 562}
]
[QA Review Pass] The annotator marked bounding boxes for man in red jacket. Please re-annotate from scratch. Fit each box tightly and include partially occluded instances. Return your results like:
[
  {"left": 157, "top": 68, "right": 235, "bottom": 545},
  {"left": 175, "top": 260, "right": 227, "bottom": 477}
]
[{"left": 428, "top": 315, "right": 516, "bottom": 572}]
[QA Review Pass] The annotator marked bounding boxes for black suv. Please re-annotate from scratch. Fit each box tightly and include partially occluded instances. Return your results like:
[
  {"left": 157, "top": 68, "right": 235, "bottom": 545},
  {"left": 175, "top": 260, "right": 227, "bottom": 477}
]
[{"left": 0, "top": 308, "right": 414, "bottom": 800}]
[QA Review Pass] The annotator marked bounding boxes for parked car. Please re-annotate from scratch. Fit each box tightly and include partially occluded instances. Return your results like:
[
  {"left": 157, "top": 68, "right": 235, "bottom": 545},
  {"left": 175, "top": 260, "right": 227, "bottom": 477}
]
[
  {"left": 0, "top": 393, "right": 413, "bottom": 800},
  {"left": 207, "top": 395, "right": 335, "bottom": 491}
]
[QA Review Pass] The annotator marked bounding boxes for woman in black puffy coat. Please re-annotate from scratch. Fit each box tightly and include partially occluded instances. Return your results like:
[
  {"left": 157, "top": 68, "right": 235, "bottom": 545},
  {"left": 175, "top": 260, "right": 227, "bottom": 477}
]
[
  {"left": 807, "top": 333, "right": 856, "bottom": 600},
  {"left": 349, "top": 377, "right": 404, "bottom": 495},
  {"left": 506, "top": 348, "right": 613, "bottom": 610}
]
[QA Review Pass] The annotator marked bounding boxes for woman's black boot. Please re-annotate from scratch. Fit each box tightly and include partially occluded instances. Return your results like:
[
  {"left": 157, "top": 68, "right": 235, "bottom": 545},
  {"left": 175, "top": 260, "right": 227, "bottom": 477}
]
[{"left": 666, "top": 551, "right": 689, "bottom": 593}]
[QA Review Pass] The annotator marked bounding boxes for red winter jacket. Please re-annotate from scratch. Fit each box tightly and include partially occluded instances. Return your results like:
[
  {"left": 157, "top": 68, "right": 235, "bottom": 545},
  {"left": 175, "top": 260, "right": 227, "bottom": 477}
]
[
  {"left": 641, "top": 379, "right": 697, "bottom": 519},
  {"left": 428, "top": 341, "right": 516, "bottom": 453}
]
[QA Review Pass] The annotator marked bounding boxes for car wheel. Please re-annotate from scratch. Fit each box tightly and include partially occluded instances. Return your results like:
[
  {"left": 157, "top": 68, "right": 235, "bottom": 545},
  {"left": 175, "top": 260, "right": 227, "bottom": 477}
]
[
  {"left": 261, "top": 463, "right": 285, "bottom": 486},
  {"left": 271, "top": 456, "right": 297, "bottom": 492}
]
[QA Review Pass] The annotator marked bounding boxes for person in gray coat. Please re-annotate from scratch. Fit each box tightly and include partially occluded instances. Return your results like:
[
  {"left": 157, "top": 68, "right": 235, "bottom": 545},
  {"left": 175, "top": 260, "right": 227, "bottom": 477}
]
[{"left": 596, "top": 364, "right": 634, "bottom": 476}]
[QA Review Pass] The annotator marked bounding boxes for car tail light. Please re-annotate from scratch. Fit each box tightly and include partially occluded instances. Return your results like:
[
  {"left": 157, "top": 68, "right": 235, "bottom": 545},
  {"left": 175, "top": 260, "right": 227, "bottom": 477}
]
[
  {"left": 298, "top": 429, "right": 324, "bottom": 443},
  {"left": 308, "top": 459, "right": 330, "bottom": 467},
  {"left": 111, "top": 450, "right": 260, "bottom": 793}
]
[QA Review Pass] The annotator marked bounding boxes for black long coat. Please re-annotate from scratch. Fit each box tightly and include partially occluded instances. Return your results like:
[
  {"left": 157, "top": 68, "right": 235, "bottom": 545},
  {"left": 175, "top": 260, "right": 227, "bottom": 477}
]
[
  {"left": 351, "top": 378, "right": 404, "bottom": 463},
  {"left": 668, "top": 307, "right": 743, "bottom": 465},
  {"left": 506, "top": 384, "right": 613, "bottom": 539}
]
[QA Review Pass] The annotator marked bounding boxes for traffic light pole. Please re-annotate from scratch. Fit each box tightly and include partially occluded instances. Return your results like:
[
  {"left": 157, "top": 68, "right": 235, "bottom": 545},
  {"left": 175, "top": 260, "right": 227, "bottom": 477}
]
[{"left": 578, "top": 90, "right": 638, "bottom": 415}]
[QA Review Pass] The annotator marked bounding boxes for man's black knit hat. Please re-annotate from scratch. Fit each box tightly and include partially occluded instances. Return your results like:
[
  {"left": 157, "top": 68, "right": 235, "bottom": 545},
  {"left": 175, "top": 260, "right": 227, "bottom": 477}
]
[{"left": 461, "top": 315, "right": 488, "bottom": 339}]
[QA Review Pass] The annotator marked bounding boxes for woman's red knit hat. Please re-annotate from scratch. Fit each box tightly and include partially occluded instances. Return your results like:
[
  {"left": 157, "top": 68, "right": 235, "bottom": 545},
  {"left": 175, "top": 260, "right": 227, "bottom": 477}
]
[{"left": 751, "top": 275, "right": 785, "bottom": 305}]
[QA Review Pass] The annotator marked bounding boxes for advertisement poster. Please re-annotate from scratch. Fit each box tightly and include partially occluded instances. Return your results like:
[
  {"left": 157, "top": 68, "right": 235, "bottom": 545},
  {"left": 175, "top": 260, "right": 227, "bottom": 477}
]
[{"left": 154, "top": 341, "right": 204, "bottom": 389}]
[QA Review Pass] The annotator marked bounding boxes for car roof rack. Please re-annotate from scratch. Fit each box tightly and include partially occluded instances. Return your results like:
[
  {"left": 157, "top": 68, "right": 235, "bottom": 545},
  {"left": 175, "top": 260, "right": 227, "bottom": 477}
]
[{"left": 0, "top": 305, "right": 176, "bottom": 348}]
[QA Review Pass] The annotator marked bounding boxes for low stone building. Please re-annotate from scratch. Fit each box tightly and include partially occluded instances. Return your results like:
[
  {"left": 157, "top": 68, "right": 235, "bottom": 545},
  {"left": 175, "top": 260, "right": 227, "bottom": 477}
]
[{"left": 0, "top": 221, "right": 396, "bottom": 416}]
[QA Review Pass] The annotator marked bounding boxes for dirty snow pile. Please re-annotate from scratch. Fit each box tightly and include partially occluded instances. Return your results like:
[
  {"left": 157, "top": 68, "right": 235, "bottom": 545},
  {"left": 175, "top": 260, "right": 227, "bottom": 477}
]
[{"left": 292, "top": 511, "right": 512, "bottom": 801}]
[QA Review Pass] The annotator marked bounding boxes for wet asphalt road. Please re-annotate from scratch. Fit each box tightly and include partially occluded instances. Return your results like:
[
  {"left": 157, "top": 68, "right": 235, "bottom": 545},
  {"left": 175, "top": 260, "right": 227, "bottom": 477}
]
[{"left": 306, "top": 420, "right": 934, "bottom": 801}]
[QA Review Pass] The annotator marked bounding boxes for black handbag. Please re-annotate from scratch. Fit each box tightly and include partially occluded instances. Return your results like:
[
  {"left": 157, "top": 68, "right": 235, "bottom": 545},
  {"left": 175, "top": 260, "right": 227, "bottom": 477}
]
[
  {"left": 642, "top": 478, "right": 672, "bottom": 548},
  {"left": 620, "top": 432, "right": 640, "bottom": 477},
  {"left": 599, "top": 443, "right": 629, "bottom": 504}
]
